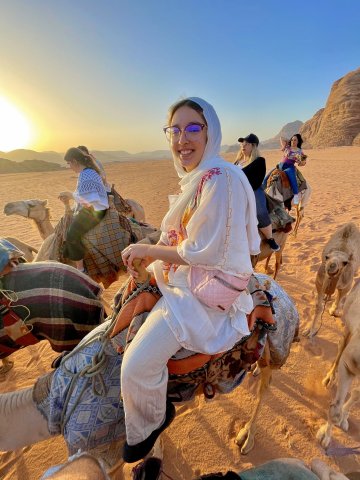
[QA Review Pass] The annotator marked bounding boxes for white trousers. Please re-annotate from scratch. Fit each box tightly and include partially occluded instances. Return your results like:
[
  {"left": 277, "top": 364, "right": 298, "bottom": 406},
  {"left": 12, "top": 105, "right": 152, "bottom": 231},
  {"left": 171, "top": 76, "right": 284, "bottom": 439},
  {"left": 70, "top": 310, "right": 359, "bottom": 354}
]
[{"left": 121, "top": 299, "right": 180, "bottom": 445}]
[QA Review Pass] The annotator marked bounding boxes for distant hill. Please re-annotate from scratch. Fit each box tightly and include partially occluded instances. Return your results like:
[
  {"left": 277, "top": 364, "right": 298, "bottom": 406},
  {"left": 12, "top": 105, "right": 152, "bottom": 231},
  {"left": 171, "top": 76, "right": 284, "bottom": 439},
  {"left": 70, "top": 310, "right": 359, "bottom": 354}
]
[
  {"left": 0, "top": 149, "right": 63, "bottom": 164},
  {"left": 0, "top": 148, "right": 172, "bottom": 165},
  {"left": 0, "top": 158, "right": 65, "bottom": 174},
  {"left": 261, "top": 120, "right": 304, "bottom": 149},
  {"left": 93, "top": 149, "right": 171, "bottom": 163}
]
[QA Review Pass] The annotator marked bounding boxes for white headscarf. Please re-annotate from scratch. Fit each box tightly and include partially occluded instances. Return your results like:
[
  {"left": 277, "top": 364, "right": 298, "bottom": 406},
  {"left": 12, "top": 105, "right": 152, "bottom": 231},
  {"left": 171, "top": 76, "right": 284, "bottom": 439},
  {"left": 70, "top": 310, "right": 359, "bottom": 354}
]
[{"left": 161, "top": 97, "right": 260, "bottom": 256}]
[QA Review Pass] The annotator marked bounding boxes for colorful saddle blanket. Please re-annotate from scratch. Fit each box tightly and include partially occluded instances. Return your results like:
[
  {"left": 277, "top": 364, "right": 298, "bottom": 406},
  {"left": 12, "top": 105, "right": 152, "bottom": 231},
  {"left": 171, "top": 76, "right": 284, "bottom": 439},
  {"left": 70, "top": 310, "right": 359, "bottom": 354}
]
[
  {"left": 0, "top": 262, "right": 104, "bottom": 358},
  {"left": 34, "top": 273, "right": 299, "bottom": 454},
  {"left": 110, "top": 274, "right": 276, "bottom": 399}
]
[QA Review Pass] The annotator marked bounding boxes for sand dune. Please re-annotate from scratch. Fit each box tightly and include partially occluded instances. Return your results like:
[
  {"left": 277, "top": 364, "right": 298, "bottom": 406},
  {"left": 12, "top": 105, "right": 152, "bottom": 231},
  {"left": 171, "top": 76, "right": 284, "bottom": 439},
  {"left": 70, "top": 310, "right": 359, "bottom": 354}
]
[{"left": 1, "top": 146, "right": 360, "bottom": 479}]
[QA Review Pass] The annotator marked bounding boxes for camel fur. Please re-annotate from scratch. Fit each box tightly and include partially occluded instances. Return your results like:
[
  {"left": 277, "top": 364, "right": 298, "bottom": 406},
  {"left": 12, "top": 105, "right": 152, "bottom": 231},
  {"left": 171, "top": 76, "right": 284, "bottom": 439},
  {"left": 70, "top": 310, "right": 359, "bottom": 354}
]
[
  {"left": 251, "top": 230, "right": 288, "bottom": 280},
  {"left": 304, "top": 222, "right": 360, "bottom": 338},
  {"left": 316, "top": 279, "right": 360, "bottom": 449}
]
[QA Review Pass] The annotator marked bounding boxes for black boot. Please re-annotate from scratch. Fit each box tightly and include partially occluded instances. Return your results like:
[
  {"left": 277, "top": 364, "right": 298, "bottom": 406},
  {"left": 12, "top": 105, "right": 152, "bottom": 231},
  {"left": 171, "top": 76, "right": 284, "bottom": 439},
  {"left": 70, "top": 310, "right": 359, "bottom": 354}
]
[{"left": 123, "top": 402, "right": 176, "bottom": 463}]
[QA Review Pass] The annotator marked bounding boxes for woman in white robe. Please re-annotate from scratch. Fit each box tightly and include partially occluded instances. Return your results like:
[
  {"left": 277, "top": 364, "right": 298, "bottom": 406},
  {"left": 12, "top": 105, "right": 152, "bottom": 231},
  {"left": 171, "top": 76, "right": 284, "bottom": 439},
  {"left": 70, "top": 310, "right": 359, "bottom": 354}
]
[{"left": 120, "top": 97, "right": 260, "bottom": 463}]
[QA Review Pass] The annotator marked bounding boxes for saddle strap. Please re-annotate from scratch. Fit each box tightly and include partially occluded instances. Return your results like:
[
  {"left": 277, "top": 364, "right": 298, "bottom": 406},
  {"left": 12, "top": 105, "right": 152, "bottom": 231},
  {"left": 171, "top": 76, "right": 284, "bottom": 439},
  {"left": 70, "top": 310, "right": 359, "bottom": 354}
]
[{"left": 0, "top": 295, "right": 39, "bottom": 357}]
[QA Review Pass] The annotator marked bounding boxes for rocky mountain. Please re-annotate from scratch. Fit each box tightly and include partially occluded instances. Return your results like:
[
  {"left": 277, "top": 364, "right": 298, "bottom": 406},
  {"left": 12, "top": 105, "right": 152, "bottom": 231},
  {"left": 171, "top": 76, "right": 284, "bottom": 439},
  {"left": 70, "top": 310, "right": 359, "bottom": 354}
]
[
  {"left": 300, "top": 67, "right": 360, "bottom": 147},
  {"left": 0, "top": 158, "right": 65, "bottom": 174}
]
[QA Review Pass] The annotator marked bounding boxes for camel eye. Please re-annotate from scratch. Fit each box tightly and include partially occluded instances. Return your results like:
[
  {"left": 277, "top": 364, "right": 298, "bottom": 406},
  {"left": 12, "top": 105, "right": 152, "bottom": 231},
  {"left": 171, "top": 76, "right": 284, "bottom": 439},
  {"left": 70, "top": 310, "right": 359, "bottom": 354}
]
[
  {"left": 325, "top": 255, "right": 329, "bottom": 260},
  {"left": 343, "top": 261, "right": 348, "bottom": 266}
]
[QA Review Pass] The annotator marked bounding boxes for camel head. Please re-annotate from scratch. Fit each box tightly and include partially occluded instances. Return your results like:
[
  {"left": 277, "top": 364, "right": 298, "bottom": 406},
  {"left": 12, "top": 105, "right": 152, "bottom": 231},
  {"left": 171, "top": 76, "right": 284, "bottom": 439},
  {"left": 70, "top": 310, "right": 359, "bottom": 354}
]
[
  {"left": 323, "top": 250, "right": 352, "bottom": 278},
  {"left": 4, "top": 199, "right": 49, "bottom": 221}
]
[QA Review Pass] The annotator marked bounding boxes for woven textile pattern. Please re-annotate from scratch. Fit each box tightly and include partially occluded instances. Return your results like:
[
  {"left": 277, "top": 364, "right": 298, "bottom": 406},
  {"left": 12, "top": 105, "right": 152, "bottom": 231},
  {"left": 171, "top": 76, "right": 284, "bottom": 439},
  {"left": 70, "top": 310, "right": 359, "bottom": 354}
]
[{"left": 34, "top": 273, "right": 298, "bottom": 454}]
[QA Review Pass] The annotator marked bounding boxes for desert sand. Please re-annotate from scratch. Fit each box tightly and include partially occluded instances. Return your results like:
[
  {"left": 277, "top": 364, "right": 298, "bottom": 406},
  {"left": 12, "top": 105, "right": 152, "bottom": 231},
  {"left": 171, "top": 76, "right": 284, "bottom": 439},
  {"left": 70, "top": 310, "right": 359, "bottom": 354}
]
[{"left": 0, "top": 146, "right": 360, "bottom": 479}]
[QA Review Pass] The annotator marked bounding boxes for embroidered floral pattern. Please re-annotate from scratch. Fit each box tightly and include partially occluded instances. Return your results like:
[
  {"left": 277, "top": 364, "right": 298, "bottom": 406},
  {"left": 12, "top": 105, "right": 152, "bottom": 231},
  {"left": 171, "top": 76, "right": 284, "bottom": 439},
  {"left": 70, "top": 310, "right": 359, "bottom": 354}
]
[{"left": 163, "top": 168, "right": 222, "bottom": 281}]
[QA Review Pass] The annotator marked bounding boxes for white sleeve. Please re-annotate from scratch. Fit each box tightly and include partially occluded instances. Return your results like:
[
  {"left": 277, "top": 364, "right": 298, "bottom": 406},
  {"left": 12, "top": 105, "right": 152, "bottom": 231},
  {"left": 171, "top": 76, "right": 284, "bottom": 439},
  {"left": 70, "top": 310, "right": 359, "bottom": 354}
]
[{"left": 73, "top": 191, "right": 109, "bottom": 210}]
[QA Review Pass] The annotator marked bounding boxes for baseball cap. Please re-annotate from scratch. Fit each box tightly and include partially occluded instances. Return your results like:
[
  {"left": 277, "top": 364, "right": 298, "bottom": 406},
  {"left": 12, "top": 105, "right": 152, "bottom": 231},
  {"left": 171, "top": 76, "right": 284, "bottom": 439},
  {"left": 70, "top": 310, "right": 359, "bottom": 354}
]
[{"left": 238, "top": 133, "right": 259, "bottom": 146}]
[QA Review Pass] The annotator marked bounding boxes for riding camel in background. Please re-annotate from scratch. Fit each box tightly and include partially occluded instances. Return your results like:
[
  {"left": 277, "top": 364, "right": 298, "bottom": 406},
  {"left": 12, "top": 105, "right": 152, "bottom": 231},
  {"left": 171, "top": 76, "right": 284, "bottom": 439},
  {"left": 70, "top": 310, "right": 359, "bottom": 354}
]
[
  {"left": 3, "top": 196, "right": 159, "bottom": 288},
  {"left": 303, "top": 222, "right": 360, "bottom": 338}
]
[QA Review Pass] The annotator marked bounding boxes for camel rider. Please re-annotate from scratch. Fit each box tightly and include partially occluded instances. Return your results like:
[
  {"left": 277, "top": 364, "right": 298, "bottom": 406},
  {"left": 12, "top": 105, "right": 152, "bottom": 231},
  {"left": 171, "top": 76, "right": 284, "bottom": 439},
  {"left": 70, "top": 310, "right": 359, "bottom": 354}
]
[
  {"left": 59, "top": 147, "right": 109, "bottom": 273},
  {"left": 77, "top": 145, "right": 112, "bottom": 194},
  {"left": 235, "top": 134, "right": 280, "bottom": 252},
  {"left": 279, "top": 134, "right": 306, "bottom": 205}
]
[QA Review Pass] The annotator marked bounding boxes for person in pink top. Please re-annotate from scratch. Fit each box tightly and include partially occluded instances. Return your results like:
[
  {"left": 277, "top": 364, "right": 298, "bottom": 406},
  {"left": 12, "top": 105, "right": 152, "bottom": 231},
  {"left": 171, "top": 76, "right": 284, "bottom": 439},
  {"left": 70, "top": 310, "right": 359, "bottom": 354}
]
[{"left": 279, "top": 133, "right": 306, "bottom": 205}]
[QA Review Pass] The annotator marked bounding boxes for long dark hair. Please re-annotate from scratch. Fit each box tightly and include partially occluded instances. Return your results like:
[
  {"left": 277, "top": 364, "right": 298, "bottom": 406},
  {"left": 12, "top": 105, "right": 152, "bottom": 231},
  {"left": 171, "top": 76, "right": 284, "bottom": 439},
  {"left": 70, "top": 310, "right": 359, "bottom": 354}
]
[
  {"left": 64, "top": 147, "right": 101, "bottom": 175},
  {"left": 291, "top": 133, "right": 303, "bottom": 148}
]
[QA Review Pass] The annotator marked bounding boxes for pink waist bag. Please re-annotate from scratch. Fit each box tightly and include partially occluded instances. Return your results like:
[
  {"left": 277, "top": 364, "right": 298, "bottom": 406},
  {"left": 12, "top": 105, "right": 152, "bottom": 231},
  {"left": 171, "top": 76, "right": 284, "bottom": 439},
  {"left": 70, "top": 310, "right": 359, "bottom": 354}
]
[{"left": 189, "top": 266, "right": 251, "bottom": 313}]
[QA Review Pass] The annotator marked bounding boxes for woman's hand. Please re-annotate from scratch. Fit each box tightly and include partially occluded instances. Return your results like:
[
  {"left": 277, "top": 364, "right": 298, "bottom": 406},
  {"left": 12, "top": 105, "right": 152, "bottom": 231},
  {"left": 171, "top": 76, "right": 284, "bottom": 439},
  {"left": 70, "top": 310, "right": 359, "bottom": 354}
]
[
  {"left": 58, "top": 191, "right": 74, "bottom": 204},
  {"left": 121, "top": 244, "right": 154, "bottom": 278}
]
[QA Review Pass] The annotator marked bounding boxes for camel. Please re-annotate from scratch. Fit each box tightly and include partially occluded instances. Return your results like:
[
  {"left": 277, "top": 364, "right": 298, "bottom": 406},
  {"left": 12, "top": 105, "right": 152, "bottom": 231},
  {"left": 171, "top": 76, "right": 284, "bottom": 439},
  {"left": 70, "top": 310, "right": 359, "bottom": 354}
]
[
  {"left": 0, "top": 261, "right": 105, "bottom": 374},
  {"left": 303, "top": 222, "right": 360, "bottom": 338},
  {"left": 3, "top": 198, "right": 158, "bottom": 287},
  {"left": 4, "top": 197, "right": 146, "bottom": 241},
  {"left": 3, "top": 237, "right": 38, "bottom": 262},
  {"left": 316, "top": 279, "right": 360, "bottom": 450},
  {"left": 251, "top": 230, "right": 289, "bottom": 280},
  {"left": 265, "top": 166, "right": 312, "bottom": 237},
  {"left": 0, "top": 273, "right": 299, "bottom": 467},
  {"left": 40, "top": 454, "right": 351, "bottom": 480}
]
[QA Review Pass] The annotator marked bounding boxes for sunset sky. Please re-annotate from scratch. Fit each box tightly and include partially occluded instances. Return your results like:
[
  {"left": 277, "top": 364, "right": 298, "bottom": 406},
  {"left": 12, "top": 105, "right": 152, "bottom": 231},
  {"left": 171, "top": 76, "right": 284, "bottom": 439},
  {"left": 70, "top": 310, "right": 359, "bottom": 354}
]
[{"left": 0, "top": 0, "right": 359, "bottom": 153}]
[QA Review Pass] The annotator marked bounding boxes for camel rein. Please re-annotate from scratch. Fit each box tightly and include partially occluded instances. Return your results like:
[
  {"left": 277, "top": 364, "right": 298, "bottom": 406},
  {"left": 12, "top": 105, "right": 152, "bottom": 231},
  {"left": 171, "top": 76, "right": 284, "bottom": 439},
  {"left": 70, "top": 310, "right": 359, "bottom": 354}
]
[
  {"left": 312, "top": 273, "right": 341, "bottom": 337},
  {"left": 311, "top": 294, "right": 332, "bottom": 337}
]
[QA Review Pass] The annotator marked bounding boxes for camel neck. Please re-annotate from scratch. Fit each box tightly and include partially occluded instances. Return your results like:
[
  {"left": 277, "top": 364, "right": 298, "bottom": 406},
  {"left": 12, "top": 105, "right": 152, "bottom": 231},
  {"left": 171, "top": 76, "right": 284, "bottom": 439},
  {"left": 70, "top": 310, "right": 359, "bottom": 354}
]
[{"left": 33, "top": 212, "right": 54, "bottom": 240}]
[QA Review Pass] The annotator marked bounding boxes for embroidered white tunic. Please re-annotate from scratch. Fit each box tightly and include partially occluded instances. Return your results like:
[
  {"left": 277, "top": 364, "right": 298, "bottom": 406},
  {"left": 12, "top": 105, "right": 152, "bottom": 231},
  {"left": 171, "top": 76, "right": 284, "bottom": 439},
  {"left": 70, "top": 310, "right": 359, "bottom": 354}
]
[{"left": 149, "top": 167, "right": 257, "bottom": 354}]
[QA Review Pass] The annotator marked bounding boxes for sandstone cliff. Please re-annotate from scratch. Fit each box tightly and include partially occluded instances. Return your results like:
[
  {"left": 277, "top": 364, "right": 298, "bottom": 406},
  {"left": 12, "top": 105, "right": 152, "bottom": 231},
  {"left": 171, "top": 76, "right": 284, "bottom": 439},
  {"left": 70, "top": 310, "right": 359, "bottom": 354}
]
[{"left": 300, "top": 67, "right": 360, "bottom": 147}]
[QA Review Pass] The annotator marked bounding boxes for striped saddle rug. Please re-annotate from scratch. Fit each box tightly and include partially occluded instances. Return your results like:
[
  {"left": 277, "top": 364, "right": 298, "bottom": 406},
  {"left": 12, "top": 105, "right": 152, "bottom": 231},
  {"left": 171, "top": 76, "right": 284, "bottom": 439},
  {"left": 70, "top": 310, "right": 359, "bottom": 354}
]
[{"left": 0, "top": 262, "right": 104, "bottom": 358}]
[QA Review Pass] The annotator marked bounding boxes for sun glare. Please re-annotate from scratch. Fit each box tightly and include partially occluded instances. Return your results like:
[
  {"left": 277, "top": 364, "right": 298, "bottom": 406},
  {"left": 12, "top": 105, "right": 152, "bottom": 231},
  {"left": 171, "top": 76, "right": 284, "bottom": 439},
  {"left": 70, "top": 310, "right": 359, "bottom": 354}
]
[{"left": 0, "top": 96, "right": 32, "bottom": 152}]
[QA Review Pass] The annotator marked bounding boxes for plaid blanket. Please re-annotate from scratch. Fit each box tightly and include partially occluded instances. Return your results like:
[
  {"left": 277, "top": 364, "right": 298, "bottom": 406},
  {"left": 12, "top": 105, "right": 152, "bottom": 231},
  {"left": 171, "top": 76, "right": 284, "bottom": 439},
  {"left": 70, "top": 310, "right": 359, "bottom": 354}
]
[
  {"left": 82, "top": 206, "right": 133, "bottom": 288},
  {"left": 0, "top": 262, "right": 104, "bottom": 358},
  {"left": 49, "top": 201, "right": 159, "bottom": 289}
]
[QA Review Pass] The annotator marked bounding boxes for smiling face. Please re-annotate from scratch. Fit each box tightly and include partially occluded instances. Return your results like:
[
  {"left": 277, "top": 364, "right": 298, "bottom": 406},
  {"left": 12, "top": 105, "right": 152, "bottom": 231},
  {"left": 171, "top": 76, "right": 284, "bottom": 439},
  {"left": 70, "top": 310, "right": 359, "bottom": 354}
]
[{"left": 169, "top": 105, "right": 207, "bottom": 172}]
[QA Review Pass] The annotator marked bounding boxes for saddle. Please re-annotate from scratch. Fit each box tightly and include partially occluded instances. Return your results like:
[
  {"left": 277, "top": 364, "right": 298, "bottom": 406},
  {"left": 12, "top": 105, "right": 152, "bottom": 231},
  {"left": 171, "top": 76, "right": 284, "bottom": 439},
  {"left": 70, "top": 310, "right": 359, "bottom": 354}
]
[
  {"left": 266, "top": 168, "right": 291, "bottom": 190},
  {"left": 110, "top": 275, "right": 276, "bottom": 382}
]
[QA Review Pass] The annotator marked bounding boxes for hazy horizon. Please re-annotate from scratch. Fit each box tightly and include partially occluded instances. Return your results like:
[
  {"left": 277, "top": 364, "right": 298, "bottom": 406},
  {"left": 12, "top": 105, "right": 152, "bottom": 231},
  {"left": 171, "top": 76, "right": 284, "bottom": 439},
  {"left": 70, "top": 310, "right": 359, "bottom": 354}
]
[{"left": 1, "top": 0, "right": 359, "bottom": 153}]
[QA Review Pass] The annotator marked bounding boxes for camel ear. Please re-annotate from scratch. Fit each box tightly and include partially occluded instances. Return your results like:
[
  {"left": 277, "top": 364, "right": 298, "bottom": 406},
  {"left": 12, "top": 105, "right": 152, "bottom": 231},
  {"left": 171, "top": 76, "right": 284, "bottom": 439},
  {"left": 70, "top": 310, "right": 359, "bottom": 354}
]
[{"left": 41, "top": 200, "right": 48, "bottom": 206}]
